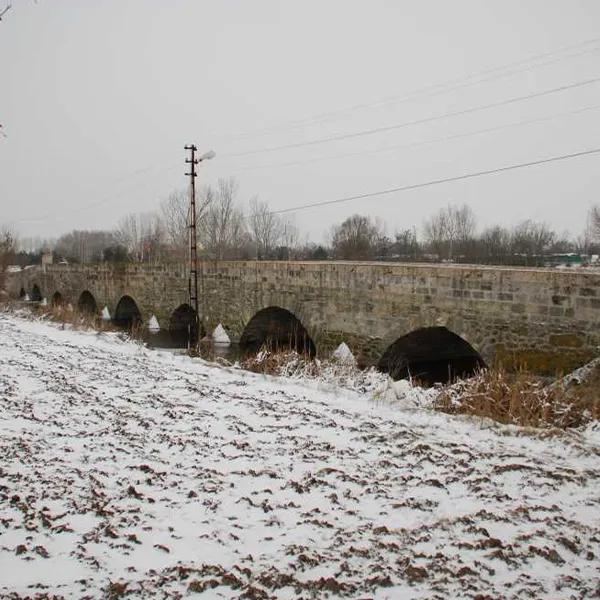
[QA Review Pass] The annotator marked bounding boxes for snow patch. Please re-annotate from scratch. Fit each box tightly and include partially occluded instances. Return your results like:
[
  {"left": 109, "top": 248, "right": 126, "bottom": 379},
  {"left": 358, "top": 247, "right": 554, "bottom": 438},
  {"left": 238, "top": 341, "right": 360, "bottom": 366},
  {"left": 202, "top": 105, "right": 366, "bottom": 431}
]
[
  {"left": 212, "top": 323, "right": 230, "bottom": 345},
  {"left": 373, "top": 377, "right": 438, "bottom": 408},
  {"left": 0, "top": 312, "right": 599, "bottom": 599},
  {"left": 331, "top": 342, "right": 355, "bottom": 365},
  {"left": 40, "top": 298, "right": 47, "bottom": 306},
  {"left": 148, "top": 315, "right": 160, "bottom": 332},
  {"left": 101, "top": 306, "right": 111, "bottom": 321}
]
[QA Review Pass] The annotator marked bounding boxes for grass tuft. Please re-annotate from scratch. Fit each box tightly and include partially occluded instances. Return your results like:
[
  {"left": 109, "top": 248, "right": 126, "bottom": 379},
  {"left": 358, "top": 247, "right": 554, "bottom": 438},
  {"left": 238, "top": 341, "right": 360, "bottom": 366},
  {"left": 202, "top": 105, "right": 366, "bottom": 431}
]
[{"left": 434, "top": 365, "right": 599, "bottom": 429}]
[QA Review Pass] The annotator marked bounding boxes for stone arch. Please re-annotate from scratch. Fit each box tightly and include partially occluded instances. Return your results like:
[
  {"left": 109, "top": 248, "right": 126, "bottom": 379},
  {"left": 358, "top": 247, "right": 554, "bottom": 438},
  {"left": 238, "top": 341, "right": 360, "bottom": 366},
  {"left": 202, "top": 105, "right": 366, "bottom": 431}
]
[
  {"left": 378, "top": 326, "right": 485, "bottom": 386},
  {"left": 114, "top": 295, "right": 142, "bottom": 329},
  {"left": 239, "top": 306, "right": 316, "bottom": 357},
  {"left": 30, "top": 284, "right": 42, "bottom": 302},
  {"left": 77, "top": 290, "right": 98, "bottom": 315},
  {"left": 51, "top": 292, "right": 64, "bottom": 308},
  {"left": 169, "top": 303, "right": 199, "bottom": 345}
]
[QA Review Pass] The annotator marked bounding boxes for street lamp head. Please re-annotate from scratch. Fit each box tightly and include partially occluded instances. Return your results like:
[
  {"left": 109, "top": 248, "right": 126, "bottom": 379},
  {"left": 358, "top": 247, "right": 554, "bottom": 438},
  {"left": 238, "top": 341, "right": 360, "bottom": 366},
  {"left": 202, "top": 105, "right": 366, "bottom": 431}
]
[{"left": 199, "top": 150, "right": 216, "bottom": 161}]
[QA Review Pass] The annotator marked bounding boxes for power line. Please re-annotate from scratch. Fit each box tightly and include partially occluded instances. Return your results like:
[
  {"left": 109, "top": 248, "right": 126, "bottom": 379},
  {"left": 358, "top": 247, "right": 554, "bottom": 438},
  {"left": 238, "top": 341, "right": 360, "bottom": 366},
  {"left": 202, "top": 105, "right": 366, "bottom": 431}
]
[
  {"left": 268, "top": 147, "right": 600, "bottom": 216},
  {"left": 329, "top": 44, "right": 600, "bottom": 115},
  {"left": 218, "top": 35, "right": 600, "bottom": 141},
  {"left": 230, "top": 102, "right": 600, "bottom": 172},
  {"left": 13, "top": 146, "right": 600, "bottom": 232},
  {"left": 15, "top": 47, "right": 600, "bottom": 227},
  {"left": 224, "top": 75, "right": 600, "bottom": 157}
]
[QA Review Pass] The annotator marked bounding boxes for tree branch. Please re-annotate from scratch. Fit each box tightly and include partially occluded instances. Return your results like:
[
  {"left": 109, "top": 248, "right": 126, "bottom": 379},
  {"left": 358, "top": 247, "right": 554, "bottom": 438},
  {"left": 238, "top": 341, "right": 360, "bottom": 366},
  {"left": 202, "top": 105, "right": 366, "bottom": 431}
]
[{"left": 0, "top": 3, "right": 12, "bottom": 21}]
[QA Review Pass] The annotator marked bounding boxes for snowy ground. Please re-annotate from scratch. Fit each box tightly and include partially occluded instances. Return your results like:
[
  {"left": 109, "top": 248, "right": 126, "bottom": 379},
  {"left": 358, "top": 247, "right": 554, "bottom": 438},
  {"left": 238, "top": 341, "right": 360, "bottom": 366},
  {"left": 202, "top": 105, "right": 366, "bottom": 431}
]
[{"left": 0, "top": 314, "right": 599, "bottom": 599}]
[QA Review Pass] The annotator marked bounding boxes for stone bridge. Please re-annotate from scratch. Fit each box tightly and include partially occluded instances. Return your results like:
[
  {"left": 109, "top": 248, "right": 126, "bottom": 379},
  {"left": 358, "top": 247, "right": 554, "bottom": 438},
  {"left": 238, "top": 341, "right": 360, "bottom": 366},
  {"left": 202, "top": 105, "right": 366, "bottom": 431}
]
[{"left": 6, "top": 261, "right": 600, "bottom": 382}]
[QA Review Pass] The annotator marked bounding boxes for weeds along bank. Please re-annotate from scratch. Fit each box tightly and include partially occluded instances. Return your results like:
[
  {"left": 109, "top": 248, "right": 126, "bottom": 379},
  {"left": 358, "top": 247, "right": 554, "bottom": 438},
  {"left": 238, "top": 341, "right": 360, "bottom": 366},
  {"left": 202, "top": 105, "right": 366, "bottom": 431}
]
[
  {"left": 3, "top": 300, "right": 598, "bottom": 431},
  {"left": 243, "top": 346, "right": 600, "bottom": 430},
  {"left": 435, "top": 365, "right": 600, "bottom": 429}
]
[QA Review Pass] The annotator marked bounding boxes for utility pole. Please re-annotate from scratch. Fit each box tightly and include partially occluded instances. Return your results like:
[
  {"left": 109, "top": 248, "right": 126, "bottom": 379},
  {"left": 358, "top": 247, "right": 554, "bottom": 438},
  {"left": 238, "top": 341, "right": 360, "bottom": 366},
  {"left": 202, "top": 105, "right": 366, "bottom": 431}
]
[
  {"left": 184, "top": 145, "right": 215, "bottom": 350},
  {"left": 185, "top": 144, "right": 199, "bottom": 350}
]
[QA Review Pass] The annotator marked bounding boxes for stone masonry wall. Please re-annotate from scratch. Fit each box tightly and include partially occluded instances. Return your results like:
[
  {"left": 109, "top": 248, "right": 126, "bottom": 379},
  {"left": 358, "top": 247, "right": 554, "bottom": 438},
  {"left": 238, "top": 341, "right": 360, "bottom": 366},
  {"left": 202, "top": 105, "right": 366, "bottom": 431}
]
[{"left": 7, "top": 261, "right": 600, "bottom": 375}]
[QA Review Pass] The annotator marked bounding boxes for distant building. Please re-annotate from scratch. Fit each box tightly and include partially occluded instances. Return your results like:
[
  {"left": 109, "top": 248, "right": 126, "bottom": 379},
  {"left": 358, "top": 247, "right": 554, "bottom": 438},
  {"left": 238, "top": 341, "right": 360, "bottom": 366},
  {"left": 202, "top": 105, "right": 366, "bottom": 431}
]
[{"left": 544, "top": 253, "right": 584, "bottom": 268}]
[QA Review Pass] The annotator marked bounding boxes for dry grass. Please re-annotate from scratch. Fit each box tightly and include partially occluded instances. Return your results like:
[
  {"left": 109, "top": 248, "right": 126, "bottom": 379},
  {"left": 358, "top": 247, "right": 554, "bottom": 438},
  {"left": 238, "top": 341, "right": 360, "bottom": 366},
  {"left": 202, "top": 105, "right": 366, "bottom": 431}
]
[
  {"left": 434, "top": 366, "right": 600, "bottom": 429},
  {"left": 240, "top": 346, "right": 389, "bottom": 394},
  {"left": 31, "top": 302, "right": 147, "bottom": 341},
  {"left": 241, "top": 348, "right": 318, "bottom": 377},
  {"left": 41, "top": 303, "right": 115, "bottom": 332},
  {"left": 2, "top": 300, "right": 125, "bottom": 335},
  {"left": 4, "top": 300, "right": 598, "bottom": 430},
  {"left": 242, "top": 346, "right": 600, "bottom": 429}
]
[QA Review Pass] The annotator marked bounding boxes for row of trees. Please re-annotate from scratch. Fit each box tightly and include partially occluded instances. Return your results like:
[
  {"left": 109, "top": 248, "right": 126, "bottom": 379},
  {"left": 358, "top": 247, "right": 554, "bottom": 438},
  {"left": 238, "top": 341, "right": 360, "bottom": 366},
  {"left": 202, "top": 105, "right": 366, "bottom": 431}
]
[
  {"left": 12, "top": 178, "right": 301, "bottom": 265},
  {"left": 420, "top": 204, "right": 581, "bottom": 264},
  {"left": 110, "top": 178, "right": 302, "bottom": 263},
  {"left": 329, "top": 204, "right": 600, "bottom": 264},
  {"left": 5, "top": 181, "right": 600, "bottom": 266}
]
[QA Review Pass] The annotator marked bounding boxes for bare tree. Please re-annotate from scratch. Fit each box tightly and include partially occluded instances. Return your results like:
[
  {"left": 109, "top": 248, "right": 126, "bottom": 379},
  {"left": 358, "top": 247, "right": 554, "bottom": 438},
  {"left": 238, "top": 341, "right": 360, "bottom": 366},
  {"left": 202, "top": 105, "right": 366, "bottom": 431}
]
[
  {"left": 451, "top": 204, "right": 477, "bottom": 256},
  {"left": 160, "top": 190, "right": 189, "bottom": 256},
  {"left": 248, "top": 197, "right": 284, "bottom": 259},
  {"left": 392, "top": 228, "right": 420, "bottom": 259},
  {"left": 54, "top": 230, "right": 115, "bottom": 263},
  {"left": 114, "top": 214, "right": 139, "bottom": 258},
  {"left": 115, "top": 212, "right": 164, "bottom": 262},
  {"left": 591, "top": 205, "right": 600, "bottom": 240},
  {"left": 577, "top": 207, "right": 594, "bottom": 255},
  {"left": 480, "top": 225, "right": 511, "bottom": 261},
  {"left": 511, "top": 220, "right": 555, "bottom": 258},
  {"left": 160, "top": 188, "right": 213, "bottom": 259},
  {"left": 142, "top": 214, "right": 165, "bottom": 262},
  {"left": 331, "top": 214, "right": 382, "bottom": 260},
  {"left": 423, "top": 203, "right": 476, "bottom": 260},
  {"left": 0, "top": 226, "right": 16, "bottom": 293},
  {"left": 0, "top": 3, "right": 11, "bottom": 21},
  {"left": 200, "top": 178, "right": 245, "bottom": 260},
  {"left": 549, "top": 231, "right": 576, "bottom": 254},
  {"left": 281, "top": 216, "right": 300, "bottom": 259},
  {"left": 423, "top": 209, "right": 448, "bottom": 259}
]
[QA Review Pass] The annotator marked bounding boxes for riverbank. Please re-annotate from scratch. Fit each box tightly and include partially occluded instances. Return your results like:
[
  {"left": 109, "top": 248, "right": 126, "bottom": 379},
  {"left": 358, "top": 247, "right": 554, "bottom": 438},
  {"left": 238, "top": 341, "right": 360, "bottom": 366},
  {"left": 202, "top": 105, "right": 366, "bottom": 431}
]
[{"left": 4, "top": 300, "right": 599, "bottom": 430}]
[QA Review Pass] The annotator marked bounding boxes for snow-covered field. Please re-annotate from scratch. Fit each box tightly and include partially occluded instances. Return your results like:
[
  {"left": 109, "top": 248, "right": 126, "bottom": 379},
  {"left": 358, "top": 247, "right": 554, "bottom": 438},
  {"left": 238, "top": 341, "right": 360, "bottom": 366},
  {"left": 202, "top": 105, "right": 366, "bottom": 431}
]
[{"left": 0, "top": 313, "right": 599, "bottom": 599}]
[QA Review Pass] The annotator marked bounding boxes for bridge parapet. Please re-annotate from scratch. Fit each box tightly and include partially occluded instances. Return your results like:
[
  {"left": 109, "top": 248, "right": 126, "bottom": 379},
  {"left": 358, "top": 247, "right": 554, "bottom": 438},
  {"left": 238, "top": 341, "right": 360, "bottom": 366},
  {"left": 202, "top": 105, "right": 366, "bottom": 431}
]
[{"left": 6, "top": 261, "right": 600, "bottom": 375}]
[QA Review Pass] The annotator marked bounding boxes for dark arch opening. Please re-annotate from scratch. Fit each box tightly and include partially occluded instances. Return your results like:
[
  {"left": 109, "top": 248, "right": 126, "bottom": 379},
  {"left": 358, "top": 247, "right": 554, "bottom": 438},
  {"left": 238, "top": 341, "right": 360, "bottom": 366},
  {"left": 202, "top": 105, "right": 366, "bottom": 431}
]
[
  {"left": 30, "top": 284, "right": 42, "bottom": 302},
  {"left": 239, "top": 306, "right": 316, "bottom": 357},
  {"left": 169, "top": 303, "right": 199, "bottom": 346},
  {"left": 19, "top": 287, "right": 26, "bottom": 299},
  {"left": 77, "top": 290, "right": 97, "bottom": 315},
  {"left": 51, "top": 292, "right": 64, "bottom": 308},
  {"left": 114, "top": 295, "right": 142, "bottom": 329},
  {"left": 378, "top": 326, "right": 485, "bottom": 386}
]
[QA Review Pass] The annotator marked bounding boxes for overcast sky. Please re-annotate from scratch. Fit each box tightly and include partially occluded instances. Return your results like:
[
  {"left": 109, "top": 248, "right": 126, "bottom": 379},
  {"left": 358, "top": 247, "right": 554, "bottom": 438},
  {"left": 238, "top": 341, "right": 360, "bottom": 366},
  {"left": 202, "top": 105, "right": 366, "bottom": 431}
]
[{"left": 2, "top": 0, "right": 600, "bottom": 243}]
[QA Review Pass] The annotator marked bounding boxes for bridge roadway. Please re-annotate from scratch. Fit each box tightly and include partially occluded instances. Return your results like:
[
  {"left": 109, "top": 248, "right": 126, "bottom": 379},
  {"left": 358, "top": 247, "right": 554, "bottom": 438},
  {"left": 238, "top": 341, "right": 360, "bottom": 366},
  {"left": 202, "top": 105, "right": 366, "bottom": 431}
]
[{"left": 7, "top": 260, "right": 600, "bottom": 380}]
